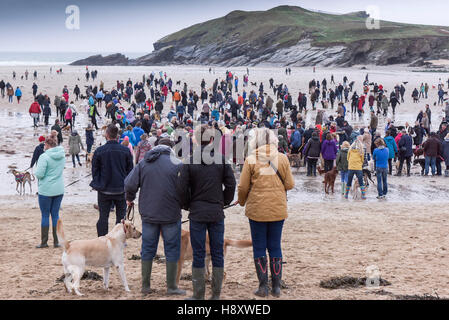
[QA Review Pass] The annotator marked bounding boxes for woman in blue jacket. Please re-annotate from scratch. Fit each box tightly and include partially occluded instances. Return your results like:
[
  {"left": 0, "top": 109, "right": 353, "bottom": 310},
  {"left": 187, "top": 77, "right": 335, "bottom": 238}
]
[
  {"left": 383, "top": 130, "right": 398, "bottom": 175},
  {"left": 15, "top": 87, "right": 22, "bottom": 103},
  {"left": 121, "top": 125, "right": 137, "bottom": 147},
  {"left": 373, "top": 138, "right": 389, "bottom": 199}
]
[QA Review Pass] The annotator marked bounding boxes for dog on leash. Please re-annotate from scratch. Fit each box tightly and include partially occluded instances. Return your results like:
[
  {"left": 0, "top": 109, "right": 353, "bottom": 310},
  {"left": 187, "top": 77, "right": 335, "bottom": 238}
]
[
  {"left": 176, "top": 229, "right": 252, "bottom": 285},
  {"left": 287, "top": 153, "right": 302, "bottom": 171},
  {"left": 8, "top": 169, "right": 34, "bottom": 195},
  {"left": 322, "top": 167, "right": 338, "bottom": 194},
  {"left": 413, "top": 158, "right": 426, "bottom": 175},
  {"left": 62, "top": 124, "right": 71, "bottom": 133},
  {"left": 85, "top": 152, "right": 94, "bottom": 168},
  {"left": 57, "top": 219, "right": 141, "bottom": 296}
]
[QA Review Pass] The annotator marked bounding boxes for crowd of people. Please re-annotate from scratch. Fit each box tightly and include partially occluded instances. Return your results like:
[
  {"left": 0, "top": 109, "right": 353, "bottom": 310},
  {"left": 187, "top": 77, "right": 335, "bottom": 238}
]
[{"left": 3, "top": 66, "right": 449, "bottom": 299}]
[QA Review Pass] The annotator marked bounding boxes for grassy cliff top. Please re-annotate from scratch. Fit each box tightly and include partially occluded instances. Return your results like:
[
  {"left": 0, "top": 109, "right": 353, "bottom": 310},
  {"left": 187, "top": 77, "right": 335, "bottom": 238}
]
[{"left": 155, "top": 5, "right": 449, "bottom": 48}]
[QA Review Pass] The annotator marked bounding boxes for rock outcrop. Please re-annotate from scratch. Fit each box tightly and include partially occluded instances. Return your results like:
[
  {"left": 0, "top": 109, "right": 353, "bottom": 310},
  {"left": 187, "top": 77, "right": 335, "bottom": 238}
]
[{"left": 70, "top": 53, "right": 129, "bottom": 66}]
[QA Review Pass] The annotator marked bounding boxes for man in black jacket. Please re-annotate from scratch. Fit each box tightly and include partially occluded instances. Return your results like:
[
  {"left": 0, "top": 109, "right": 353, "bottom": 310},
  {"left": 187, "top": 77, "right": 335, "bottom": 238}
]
[
  {"left": 30, "top": 136, "right": 45, "bottom": 168},
  {"left": 177, "top": 125, "right": 236, "bottom": 300},
  {"left": 125, "top": 138, "right": 185, "bottom": 296},
  {"left": 51, "top": 119, "right": 63, "bottom": 145},
  {"left": 90, "top": 124, "right": 133, "bottom": 236}
]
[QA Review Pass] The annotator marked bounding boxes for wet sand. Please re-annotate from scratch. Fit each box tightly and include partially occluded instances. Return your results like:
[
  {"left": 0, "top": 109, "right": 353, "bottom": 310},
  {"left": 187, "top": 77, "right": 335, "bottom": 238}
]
[{"left": 0, "top": 65, "right": 448, "bottom": 300}]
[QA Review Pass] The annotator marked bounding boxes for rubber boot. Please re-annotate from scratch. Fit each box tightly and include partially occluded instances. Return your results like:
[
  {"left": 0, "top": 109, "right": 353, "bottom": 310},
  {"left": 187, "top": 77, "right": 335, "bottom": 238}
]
[
  {"left": 344, "top": 185, "right": 351, "bottom": 199},
  {"left": 166, "top": 261, "right": 186, "bottom": 295},
  {"left": 360, "top": 186, "right": 367, "bottom": 200},
  {"left": 53, "top": 226, "right": 61, "bottom": 248},
  {"left": 36, "top": 226, "right": 49, "bottom": 248},
  {"left": 445, "top": 170, "right": 449, "bottom": 177},
  {"left": 341, "top": 182, "right": 346, "bottom": 195},
  {"left": 209, "top": 267, "right": 224, "bottom": 300},
  {"left": 141, "top": 260, "right": 154, "bottom": 294},
  {"left": 270, "top": 257, "right": 282, "bottom": 297},
  {"left": 186, "top": 267, "right": 205, "bottom": 300},
  {"left": 254, "top": 257, "right": 269, "bottom": 297}
]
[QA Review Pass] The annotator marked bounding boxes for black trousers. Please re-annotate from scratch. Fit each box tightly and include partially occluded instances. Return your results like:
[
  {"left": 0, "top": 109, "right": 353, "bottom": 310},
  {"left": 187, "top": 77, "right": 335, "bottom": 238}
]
[
  {"left": 96, "top": 192, "right": 126, "bottom": 236},
  {"left": 324, "top": 159, "right": 334, "bottom": 172},
  {"left": 398, "top": 156, "right": 411, "bottom": 175},
  {"left": 307, "top": 158, "right": 318, "bottom": 176}
]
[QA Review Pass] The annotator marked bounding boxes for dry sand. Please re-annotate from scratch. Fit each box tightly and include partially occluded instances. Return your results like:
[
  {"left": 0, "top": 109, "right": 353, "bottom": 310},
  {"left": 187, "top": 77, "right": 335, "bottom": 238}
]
[{"left": 0, "top": 64, "right": 448, "bottom": 300}]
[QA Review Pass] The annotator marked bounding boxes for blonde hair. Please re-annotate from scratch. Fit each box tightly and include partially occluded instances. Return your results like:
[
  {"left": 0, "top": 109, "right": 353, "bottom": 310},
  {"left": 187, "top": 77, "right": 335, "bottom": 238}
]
[
  {"left": 248, "top": 127, "right": 279, "bottom": 151},
  {"left": 350, "top": 139, "right": 364, "bottom": 156},
  {"left": 341, "top": 141, "right": 350, "bottom": 148}
]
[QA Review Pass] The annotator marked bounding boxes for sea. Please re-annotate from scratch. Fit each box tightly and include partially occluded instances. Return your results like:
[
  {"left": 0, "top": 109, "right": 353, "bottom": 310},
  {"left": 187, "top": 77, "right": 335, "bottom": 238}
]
[{"left": 0, "top": 52, "right": 146, "bottom": 66}]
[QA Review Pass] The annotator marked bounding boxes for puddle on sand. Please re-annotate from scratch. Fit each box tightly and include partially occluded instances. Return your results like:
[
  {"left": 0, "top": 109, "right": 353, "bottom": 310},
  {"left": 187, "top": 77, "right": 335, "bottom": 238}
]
[{"left": 1, "top": 109, "right": 449, "bottom": 207}]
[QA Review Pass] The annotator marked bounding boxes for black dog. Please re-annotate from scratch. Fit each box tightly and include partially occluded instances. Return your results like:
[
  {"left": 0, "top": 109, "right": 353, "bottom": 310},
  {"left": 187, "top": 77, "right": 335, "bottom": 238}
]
[
  {"left": 363, "top": 169, "right": 375, "bottom": 187},
  {"left": 251, "top": 82, "right": 257, "bottom": 86},
  {"left": 413, "top": 158, "right": 426, "bottom": 175},
  {"left": 176, "top": 81, "right": 181, "bottom": 86}
]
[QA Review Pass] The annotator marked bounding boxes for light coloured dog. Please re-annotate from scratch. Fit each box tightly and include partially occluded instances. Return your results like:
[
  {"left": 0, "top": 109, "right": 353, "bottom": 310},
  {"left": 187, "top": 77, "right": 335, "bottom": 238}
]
[
  {"left": 57, "top": 219, "right": 141, "bottom": 296},
  {"left": 176, "top": 229, "right": 252, "bottom": 285},
  {"left": 85, "top": 152, "right": 94, "bottom": 168}
]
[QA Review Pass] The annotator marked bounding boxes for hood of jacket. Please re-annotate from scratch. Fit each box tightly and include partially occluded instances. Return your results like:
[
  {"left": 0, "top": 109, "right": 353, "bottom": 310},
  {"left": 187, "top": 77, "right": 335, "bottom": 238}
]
[
  {"left": 145, "top": 145, "right": 171, "bottom": 163},
  {"left": 45, "top": 146, "right": 65, "bottom": 160},
  {"left": 251, "top": 144, "right": 279, "bottom": 163}
]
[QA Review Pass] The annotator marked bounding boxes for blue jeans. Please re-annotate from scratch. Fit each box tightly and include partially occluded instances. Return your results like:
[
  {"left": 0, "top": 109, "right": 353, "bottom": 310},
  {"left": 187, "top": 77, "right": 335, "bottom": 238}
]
[
  {"left": 376, "top": 167, "right": 388, "bottom": 196},
  {"left": 340, "top": 170, "right": 348, "bottom": 183},
  {"left": 347, "top": 170, "right": 364, "bottom": 188},
  {"left": 249, "top": 219, "right": 284, "bottom": 259},
  {"left": 425, "top": 156, "right": 436, "bottom": 175},
  {"left": 189, "top": 220, "right": 224, "bottom": 268},
  {"left": 141, "top": 220, "right": 181, "bottom": 262},
  {"left": 38, "top": 194, "right": 63, "bottom": 227}
]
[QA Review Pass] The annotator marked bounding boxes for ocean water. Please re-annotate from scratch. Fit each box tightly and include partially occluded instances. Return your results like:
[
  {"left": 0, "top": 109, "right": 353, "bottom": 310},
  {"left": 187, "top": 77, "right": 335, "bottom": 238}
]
[{"left": 0, "top": 52, "right": 146, "bottom": 66}]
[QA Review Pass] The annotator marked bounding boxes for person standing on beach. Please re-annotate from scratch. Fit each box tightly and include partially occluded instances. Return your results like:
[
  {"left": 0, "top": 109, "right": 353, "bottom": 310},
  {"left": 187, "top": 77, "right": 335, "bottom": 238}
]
[
  {"left": 30, "top": 136, "right": 46, "bottom": 169},
  {"left": 373, "top": 138, "right": 389, "bottom": 199},
  {"left": 125, "top": 138, "right": 186, "bottom": 296},
  {"left": 85, "top": 123, "right": 94, "bottom": 154},
  {"left": 51, "top": 119, "right": 63, "bottom": 145},
  {"left": 35, "top": 135, "right": 65, "bottom": 248},
  {"left": 68, "top": 130, "right": 84, "bottom": 168},
  {"left": 177, "top": 125, "right": 236, "bottom": 300},
  {"left": 15, "top": 87, "right": 22, "bottom": 103},
  {"left": 90, "top": 124, "right": 133, "bottom": 237},
  {"left": 0, "top": 80, "right": 5, "bottom": 98},
  {"left": 238, "top": 128, "right": 294, "bottom": 298},
  {"left": 29, "top": 99, "right": 42, "bottom": 128},
  {"left": 344, "top": 140, "right": 366, "bottom": 200}
]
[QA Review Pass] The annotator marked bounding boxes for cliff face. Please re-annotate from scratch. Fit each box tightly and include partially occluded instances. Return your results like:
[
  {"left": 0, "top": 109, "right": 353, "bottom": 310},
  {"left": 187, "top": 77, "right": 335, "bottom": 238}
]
[
  {"left": 70, "top": 6, "right": 449, "bottom": 67},
  {"left": 133, "top": 37, "right": 449, "bottom": 67}
]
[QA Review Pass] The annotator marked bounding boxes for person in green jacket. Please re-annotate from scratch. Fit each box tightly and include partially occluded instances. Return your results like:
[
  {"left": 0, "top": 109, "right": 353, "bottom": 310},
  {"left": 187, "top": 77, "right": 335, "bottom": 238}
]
[
  {"left": 336, "top": 141, "right": 350, "bottom": 195},
  {"left": 35, "top": 135, "right": 65, "bottom": 248}
]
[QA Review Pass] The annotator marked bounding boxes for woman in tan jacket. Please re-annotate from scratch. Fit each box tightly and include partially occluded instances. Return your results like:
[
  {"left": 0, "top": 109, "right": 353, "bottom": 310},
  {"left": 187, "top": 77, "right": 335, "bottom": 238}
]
[{"left": 238, "top": 128, "right": 294, "bottom": 298}]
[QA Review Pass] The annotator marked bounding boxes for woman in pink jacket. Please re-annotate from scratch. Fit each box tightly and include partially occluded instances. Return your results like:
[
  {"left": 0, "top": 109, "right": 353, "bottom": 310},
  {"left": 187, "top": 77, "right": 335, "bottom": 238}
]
[{"left": 64, "top": 107, "right": 73, "bottom": 132}]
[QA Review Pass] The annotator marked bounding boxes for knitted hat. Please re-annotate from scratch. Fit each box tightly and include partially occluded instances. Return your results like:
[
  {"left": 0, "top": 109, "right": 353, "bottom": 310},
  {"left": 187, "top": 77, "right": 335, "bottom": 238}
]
[{"left": 39, "top": 136, "right": 45, "bottom": 142}]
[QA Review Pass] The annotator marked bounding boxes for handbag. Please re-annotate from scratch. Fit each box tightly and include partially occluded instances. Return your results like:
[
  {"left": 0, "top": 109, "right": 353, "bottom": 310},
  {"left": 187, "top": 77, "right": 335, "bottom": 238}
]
[{"left": 268, "top": 160, "right": 288, "bottom": 200}]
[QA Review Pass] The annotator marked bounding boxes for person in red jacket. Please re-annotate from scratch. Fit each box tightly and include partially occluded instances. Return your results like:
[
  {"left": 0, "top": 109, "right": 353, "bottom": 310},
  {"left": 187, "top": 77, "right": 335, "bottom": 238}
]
[
  {"left": 357, "top": 95, "right": 365, "bottom": 118},
  {"left": 29, "top": 99, "right": 42, "bottom": 128}
]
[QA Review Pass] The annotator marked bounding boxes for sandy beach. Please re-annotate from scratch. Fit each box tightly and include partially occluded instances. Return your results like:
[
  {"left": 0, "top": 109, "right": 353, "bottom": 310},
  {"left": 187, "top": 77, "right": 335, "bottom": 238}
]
[{"left": 0, "top": 64, "right": 448, "bottom": 300}]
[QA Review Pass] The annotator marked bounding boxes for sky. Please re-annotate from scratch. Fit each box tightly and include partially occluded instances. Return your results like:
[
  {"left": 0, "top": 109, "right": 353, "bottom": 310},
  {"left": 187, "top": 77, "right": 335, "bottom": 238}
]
[{"left": 0, "top": 0, "right": 448, "bottom": 54}]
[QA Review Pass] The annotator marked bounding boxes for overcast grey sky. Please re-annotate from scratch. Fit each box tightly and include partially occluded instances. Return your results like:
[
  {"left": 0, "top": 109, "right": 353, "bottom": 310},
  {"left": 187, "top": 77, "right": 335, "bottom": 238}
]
[{"left": 0, "top": 0, "right": 448, "bottom": 53}]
